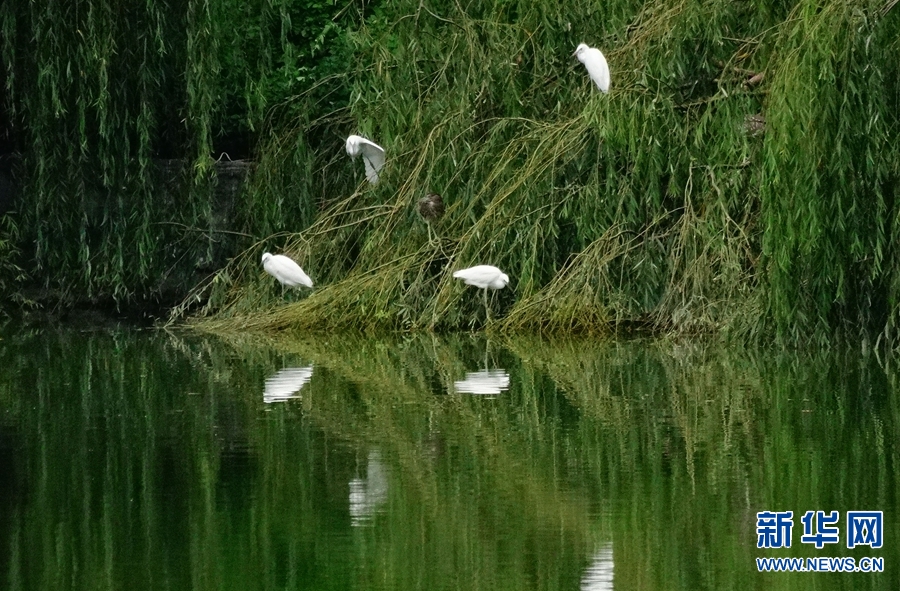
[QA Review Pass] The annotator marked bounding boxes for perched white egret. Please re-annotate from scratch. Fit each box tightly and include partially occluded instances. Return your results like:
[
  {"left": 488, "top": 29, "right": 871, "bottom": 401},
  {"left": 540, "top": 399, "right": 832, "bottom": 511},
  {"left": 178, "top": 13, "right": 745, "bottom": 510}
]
[
  {"left": 452, "top": 265, "right": 509, "bottom": 322},
  {"left": 345, "top": 134, "right": 386, "bottom": 184},
  {"left": 573, "top": 43, "right": 610, "bottom": 93},
  {"left": 261, "top": 252, "right": 313, "bottom": 294},
  {"left": 417, "top": 192, "right": 444, "bottom": 243}
]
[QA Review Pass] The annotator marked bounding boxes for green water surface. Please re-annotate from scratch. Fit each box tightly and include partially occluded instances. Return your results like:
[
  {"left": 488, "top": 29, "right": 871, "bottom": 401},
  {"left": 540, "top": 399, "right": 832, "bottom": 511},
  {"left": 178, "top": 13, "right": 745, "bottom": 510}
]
[{"left": 0, "top": 327, "right": 896, "bottom": 590}]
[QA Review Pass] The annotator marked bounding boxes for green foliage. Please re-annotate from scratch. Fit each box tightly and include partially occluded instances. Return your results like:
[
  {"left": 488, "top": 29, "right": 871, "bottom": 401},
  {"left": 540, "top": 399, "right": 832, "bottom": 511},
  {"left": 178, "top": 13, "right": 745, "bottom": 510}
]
[
  {"left": 4, "top": 0, "right": 899, "bottom": 342},
  {"left": 0, "top": 0, "right": 354, "bottom": 306},
  {"left": 215, "top": 0, "right": 355, "bottom": 135},
  {"left": 0, "top": 214, "right": 28, "bottom": 311},
  {"left": 184, "top": 0, "right": 771, "bottom": 335},
  {"left": 761, "top": 0, "right": 900, "bottom": 343},
  {"left": 184, "top": 0, "right": 900, "bottom": 343}
]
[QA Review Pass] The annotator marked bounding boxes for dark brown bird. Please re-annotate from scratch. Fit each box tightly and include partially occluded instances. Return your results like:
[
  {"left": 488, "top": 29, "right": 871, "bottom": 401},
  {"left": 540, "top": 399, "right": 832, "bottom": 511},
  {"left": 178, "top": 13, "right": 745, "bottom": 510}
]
[
  {"left": 417, "top": 192, "right": 444, "bottom": 243},
  {"left": 418, "top": 192, "right": 444, "bottom": 221}
]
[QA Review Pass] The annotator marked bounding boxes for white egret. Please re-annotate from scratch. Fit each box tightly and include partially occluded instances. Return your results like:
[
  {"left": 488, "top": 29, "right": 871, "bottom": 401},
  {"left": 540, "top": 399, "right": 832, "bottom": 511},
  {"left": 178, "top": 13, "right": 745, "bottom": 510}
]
[
  {"left": 573, "top": 43, "right": 610, "bottom": 93},
  {"left": 452, "top": 264, "right": 509, "bottom": 322},
  {"left": 417, "top": 192, "right": 444, "bottom": 243},
  {"left": 345, "top": 134, "right": 386, "bottom": 184},
  {"left": 261, "top": 252, "right": 313, "bottom": 294}
]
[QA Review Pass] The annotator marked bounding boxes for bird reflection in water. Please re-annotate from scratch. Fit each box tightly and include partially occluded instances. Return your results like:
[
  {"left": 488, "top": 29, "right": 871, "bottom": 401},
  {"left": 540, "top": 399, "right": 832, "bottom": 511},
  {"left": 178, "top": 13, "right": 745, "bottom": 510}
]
[
  {"left": 263, "top": 366, "right": 313, "bottom": 404},
  {"left": 580, "top": 543, "right": 614, "bottom": 591},
  {"left": 453, "top": 369, "right": 510, "bottom": 396},
  {"left": 349, "top": 449, "right": 389, "bottom": 526}
]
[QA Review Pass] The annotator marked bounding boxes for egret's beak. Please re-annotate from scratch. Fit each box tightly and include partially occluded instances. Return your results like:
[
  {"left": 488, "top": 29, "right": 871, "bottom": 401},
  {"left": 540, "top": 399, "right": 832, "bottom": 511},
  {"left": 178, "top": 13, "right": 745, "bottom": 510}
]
[{"left": 572, "top": 49, "right": 578, "bottom": 57}]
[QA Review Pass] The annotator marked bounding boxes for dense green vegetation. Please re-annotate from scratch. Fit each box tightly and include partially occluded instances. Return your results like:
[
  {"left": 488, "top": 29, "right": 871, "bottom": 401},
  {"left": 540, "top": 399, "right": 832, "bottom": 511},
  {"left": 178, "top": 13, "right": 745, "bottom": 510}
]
[
  {"left": 2, "top": 1, "right": 900, "bottom": 342},
  {"left": 0, "top": 0, "right": 353, "bottom": 306}
]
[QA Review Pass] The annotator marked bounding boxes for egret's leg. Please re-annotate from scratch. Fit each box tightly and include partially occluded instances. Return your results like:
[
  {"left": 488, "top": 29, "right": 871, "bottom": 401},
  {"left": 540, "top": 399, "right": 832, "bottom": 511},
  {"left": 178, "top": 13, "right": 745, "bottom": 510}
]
[
  {"left": 427, "top": 222, "right": 434, "bottom": 245},
  {"left": 483, "top": 288, "right": 490, "bottom": 324}
]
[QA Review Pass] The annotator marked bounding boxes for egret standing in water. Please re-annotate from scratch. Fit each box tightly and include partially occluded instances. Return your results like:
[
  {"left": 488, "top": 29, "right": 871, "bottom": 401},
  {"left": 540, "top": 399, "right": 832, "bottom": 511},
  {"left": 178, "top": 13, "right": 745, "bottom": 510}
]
[
  {"left": 345, "top": 134, "right": 386, "bottom": 184},
  {"left": 573, "top": 43, "right": 610, "bottom": 93},
  {"left": 452, "top": 265, "right": 509, "bottom": 323},
  {"left": 417, "top": 192, "right": 444, "bottom": 244},
  {"left": 262, "top": 252, "right": 313, "bottom": 296}
]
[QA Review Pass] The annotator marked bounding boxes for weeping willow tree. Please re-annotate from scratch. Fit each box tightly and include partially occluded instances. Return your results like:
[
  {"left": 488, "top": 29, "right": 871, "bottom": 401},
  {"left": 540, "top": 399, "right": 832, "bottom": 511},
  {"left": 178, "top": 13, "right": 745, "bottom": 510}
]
[
  {"left": 177, "top": 0, "right": 899, "bottom": 342},
  {"left": 3, "top": 0, "right": 899, "bottom": 340},
  {"left": 762, "top": 1, "right": 900, "bottom": 344},
  {"left": 0, "top": 0, "right": 351, "bottom": 306}
]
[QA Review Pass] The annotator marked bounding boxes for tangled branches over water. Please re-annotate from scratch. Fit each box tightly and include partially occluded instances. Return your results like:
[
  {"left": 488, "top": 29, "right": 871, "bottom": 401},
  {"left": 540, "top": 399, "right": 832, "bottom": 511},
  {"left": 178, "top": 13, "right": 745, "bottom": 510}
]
[{"left": 174, "top": 0, "right": 898, "bottom": 344}]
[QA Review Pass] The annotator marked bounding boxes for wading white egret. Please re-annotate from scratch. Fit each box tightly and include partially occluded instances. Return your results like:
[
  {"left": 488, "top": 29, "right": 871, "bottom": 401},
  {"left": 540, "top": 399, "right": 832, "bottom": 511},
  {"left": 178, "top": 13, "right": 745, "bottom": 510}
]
[
  {"left": 452, "top": 265, "right": 509, "bottom": 322},
  {"left": 573, "top": 43, "right": 610, "bottom": 93},
  {"left": 262, "top": 252, "right": 313, "bottom": 294},
  {"left": 345, "top": 134, "right": 386, "bottom": 184},
  {"left": 417, "top": 192, "right": 444, "bottom": 243}
]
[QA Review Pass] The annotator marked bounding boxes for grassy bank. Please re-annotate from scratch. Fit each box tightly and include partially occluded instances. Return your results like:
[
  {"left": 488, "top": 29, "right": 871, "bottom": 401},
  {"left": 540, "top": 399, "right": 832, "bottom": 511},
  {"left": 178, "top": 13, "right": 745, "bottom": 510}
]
[
  {"left": 175, "top": 1, "right": 899, "bottom": 343},
  {"left": 4, "top": 1, "right": 897, "bottom": 341}
]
